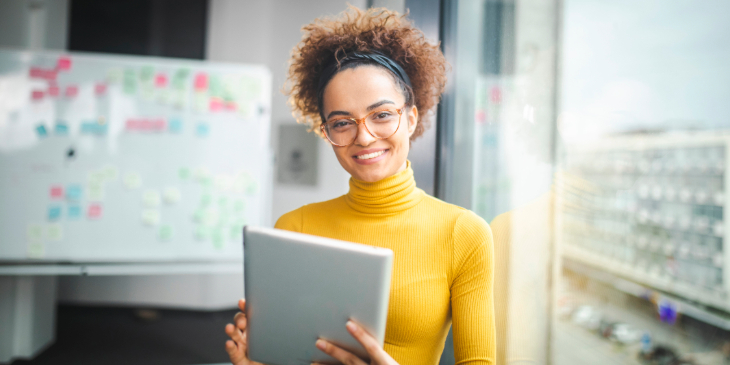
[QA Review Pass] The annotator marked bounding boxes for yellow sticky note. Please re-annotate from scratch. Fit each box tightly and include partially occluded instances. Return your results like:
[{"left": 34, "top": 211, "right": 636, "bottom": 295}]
[
  {"left": 47, "top": 223, "right": 63, "bottom": 241},
  {"left": 141, "top": 210, "right": 160, "bottom": 226},
  {"left": 162, "top": 187, "right": 181, "bottom": 204},
  {"left": 27, "top": 224, "right": 43, "bottom": 240},
  {"left": 27, "top": 241, "right": 45, "bottom": 259},
  {"left": 143, "top": 190, "right": 161, "bottom": 207},
  {"left": 124, "top": 172, "right": 142, "bottom": 189}
]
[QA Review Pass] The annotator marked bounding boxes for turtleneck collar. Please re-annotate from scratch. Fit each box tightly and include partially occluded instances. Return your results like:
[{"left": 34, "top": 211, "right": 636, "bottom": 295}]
[{"left": 345, "top": 160, "right": 425, "bottom": 215}]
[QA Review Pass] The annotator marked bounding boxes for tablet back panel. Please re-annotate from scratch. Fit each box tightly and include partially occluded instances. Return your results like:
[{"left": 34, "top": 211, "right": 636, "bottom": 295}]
[{"left": 243, "top": 226, "right": 393, "bottom": 365}]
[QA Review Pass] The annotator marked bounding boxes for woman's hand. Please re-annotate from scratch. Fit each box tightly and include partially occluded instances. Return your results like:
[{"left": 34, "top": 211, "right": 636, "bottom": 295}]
[
  {"left": 224, "top": 299, "right": 264, "bottom": 365},
  {"left": 313, "top": 321, "right": 399, "bottom": 365}
]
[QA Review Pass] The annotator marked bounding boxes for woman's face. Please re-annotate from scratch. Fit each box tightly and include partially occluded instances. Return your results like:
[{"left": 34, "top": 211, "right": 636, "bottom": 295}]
[{"left": 322, "top": 66, "right": 418, "bottom": 182}]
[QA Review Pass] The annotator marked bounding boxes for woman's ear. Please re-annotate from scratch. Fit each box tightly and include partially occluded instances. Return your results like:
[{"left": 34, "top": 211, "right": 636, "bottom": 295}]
[{"left": 407, "top": 105, "right": 419, "bottom": 137}]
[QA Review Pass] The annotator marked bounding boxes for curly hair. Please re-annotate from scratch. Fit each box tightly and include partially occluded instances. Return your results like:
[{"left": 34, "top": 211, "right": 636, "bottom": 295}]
[{"left": 285, "top": 6, "right": 448, "bottom": 141}]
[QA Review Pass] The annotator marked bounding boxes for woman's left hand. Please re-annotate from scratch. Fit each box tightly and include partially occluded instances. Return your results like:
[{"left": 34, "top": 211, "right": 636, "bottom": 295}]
[{"left": 313, "top": 321, "right": 399, "bottom": 365}]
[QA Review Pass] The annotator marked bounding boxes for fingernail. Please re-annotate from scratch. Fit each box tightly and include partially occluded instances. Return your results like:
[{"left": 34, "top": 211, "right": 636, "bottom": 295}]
[
  {"left": 316, "top": 339, "right": 326, "bottom": 350},
  {"left": 346, "top": 321, "right": 357, "bottom": 332}
]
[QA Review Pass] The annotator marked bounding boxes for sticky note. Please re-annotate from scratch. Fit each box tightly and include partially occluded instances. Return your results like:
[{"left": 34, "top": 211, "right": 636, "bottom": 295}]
[
  {"left": 143, "top": 190, "right": 161, "bottom": 207},
  {"left": 54, "top": 123, "right": 69, "bottom": 135},
  {"left": 68, "top": 205, "right": 82, "bottom": 219},
  {"left": 66, "top": 184, "right": 82, "bottom": 201},
  {"left": 212, "top": 229, "right": 225, "bottom": 249},
  {"left": 200, "top": 193, "right": 212, "bottom": 207},
  {"left": 27, "top": 224, "right": 43, "bottom": 240},
  {"left": 193, "top": 167, "right": 210, "bottom": 181},
  {"left": 102, "top": 165, "right": 119, "bottom": 181},
  {"left": 195, "top": 123, "right": 210, "bottom": 137},
  {"left": 27, "top": 241, "right": 45, "bottom": 259},
  {"left": 178, "top": 167, "right": 190, "bottom": 180},
  {"left": 65, "top": 85, "right": 78, "bottom": 98},
  {"left": 80, "top": 122, "right": 108, "bottom": 135},
  {"left": 215, "top": 175, "right": 232, "bottom": 191},
  {"left": 57, "top": 56, "right": 72, "bottom": 71},
  {"left": 36, "top": 124, "right": 48, "bottom": 138},
  {"left": 47, "top": 224, "right": 63, "bottom": 241},
  {"left": 50, "top": 185, "right": 64, "bottom": 199},
  {"left": 168, "top": 119, "right": 183, "bottom": 133},
  {"left": 233, "top": 199, "right": 245, "bottom": 212},
  {"left": 48, "top": 85, "right": 60, "bottom": 97},
  {"left": 87, "top": 204, "right": 102, "bottom": 219},
  {"left": 162, "top": 187, "right": 181, "bottom": 204},
  {"left": 194, "top": 73, "right": 208, "bottom": 91},
  {"left": 48, "top": 205, "right": 62, "bottom": 220},
  {"left": 142, "top": 210, "right": 160, "bottom": 226},
  {"left": 107, "top": 68, "right": 123, "bottom": 84},
  {"left": 154, "top": 74, "right": 168, "bottom": 88},
  {"left": 159, "top": 225, "right": 173, "bottom": 241},
  {"left": 193, "top": 209, "right": 205, "bottom": 223},
  {"left": 87, "top": 170, "right": 106, "bottom": 186},
  {"left": 202, "top": 209, "right": 220, "bottom": 227},
  {"left": 88, "top": 185, "right": 104, "bottom": 201},
  {"left": 194, "top": 226, "right": 209, "bottom": 240},
  {"left": 123, "top": 172, "right": 142, "bottom": 189},
  {"left": 95, "top": 83, "right": 107, "bottom": 96},
  {"left": 225, "top": 101, "right": 237, "bottom": 111},
  {"left": 209, "top": 98, "right": 224, "bottom": 112},
  {"left": 123, "top": 69, "right": 137, "bottom": 94}
]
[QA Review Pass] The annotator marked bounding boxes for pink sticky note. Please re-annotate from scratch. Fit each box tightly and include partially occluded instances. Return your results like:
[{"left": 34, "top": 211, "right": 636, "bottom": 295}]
[
  {"left": 57, "top": 57, "right": 72, "bottom": 71},
  {"left": 225, "top": 101, "right": 237, "bottom": 111},
  {"left": 95, "top": 83, "right": 107, "bottom": 96},
  {"left": 48, "top": 85, "right": 60, "bottom": 97},
  {"left": 87, "top": 203, "right": 102, "bottom": 219},
  {"left": 194, "top": 73, "right": 208, "bottom": 91},
  {"left": 209, "top": 98, "right": 223, "bottom": 112},
  {"left": 65, "top": 85, "right": 78, "bottom": 98},
  {"left": 50, "top": 186, "right": 64, "bottom": 199},
  {"left": 31, "top": 90, "right": 45, "bottom": 101},
  {"left": 154, "top": 74, "right": 168, "bottom": 88}
]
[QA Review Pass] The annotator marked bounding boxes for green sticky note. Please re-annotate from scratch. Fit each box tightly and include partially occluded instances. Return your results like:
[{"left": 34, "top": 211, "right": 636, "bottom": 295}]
[
  {"left": 107, "top": 68, "right": 123, "bottom": 84},
  {"left": 27, "top": 224, "right": 43, "bottom": 240},
  {"left": 179, "top": 167, "right": 191, "bottom": 180},
  {"left": 218, "top": 196, "right": 229, "bottom": 209},
  {"left": 194, "top": 226, "right": 209, "bottom": 241},
  {"left": 200, "top": 193, "right": 212, "bottom": 207},
  {"left": 200, "top": 176, "right": 213, "bottom": 189},
  {"left": 193, "top": 209, "right": 205, "bottom": 223},
  {"left": 159, "top": 225, "right": 173, "bottom": 241},
  {"left": 212, "top": 229, "right": 225, "bottom": 249},
  {"left": 27, "top": 241, "right": 45, "bottom": 259},
  {"left": 47, "top": 223, "right": 63, "bottom": 241},
  {"left": 139, "top": 66, "right": 154, "bottom": 81},
  {"left": 233, "top": 199, "right": 245, "bottom": 212},
  {"left": 123, "top": 69, "right": 137, "bottom": 94}
]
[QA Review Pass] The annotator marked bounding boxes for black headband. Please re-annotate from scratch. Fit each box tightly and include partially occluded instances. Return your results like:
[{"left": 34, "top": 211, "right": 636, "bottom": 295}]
[{"left": 318, "top": 50, "right": 411, "bottom": 94}]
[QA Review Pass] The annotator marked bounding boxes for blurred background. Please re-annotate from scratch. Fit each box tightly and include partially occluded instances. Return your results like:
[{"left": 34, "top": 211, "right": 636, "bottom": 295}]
[{"left": 1, "top": 0, "right": 729, "bottom": 364}]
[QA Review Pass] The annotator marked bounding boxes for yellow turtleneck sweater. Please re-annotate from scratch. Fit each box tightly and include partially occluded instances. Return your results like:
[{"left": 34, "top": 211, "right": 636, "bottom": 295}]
[{"left": 275, "top": 162, "right": 496, "bottom": 365}]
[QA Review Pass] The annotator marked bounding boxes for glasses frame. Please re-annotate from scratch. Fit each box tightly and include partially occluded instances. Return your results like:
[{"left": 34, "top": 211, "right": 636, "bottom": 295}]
[{"left": 320, "top": 107, "right": 405, "bottom": 147}]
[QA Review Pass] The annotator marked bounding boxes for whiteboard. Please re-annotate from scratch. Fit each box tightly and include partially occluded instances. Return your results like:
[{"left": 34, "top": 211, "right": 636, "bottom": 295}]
[{"left": 0, "top": 49, "right": 272, "bottom": 262}]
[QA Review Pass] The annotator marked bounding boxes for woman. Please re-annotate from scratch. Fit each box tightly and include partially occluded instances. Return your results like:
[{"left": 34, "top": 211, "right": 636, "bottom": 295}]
[{"left": 225, "top": 6, "right": 495, "bottom": 365}]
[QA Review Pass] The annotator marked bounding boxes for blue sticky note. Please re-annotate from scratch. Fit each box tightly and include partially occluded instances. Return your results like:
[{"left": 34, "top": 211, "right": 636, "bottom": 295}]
[
  {"left": 66, "top": 184, "right": 82, "bottom": 201},
  {"left": 36, "top": 124, "right": 48, "bottom": 138},
  {"left": 54, "top": 122, "right": 69, "bottom": 135},
  {"left": 196, "top": 123, "right": 209, "bottom": 137},
  {"left": 48, "top": 205, "right": 62, "bottom": 220},
  {"left": 68, "top": 205, "right": 82, "bottom": 219},
  {"left": 80, "top": 122, "right": 108, "bottom": 135},
  {"left": 168, "top": 119, "right": 183, "bottom": 133}
]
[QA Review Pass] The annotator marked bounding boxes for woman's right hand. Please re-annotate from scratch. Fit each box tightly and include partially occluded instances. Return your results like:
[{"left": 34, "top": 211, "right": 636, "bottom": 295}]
[{"left": 225, "top": 299, "right": 264, "bottom": 365}]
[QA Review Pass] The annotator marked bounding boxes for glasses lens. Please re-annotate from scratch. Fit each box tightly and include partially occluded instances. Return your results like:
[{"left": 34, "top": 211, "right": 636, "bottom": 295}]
[
  {"left": 365, "top": 109, "right": 401, "bottom": 138},
  {"left": 324, "top": 118, "right": 357, "bottom": 145}
]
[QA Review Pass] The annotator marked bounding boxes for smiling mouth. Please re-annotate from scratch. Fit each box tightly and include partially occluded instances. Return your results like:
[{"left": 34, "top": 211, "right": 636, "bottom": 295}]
[{"left": 354, "top": 150, "right": 387, "bottom": 160}]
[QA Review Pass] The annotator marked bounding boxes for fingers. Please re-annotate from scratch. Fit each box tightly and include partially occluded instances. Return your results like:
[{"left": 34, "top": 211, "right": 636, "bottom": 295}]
[
  {"left": 234, "top": 311, "right": 247, "bottom": 330},
  {"left": 315, "top": 339, "right": 366, "bottom": 365},
  {"left": 238, "top": 298, "right": 246, "bottom": 311},
  {"left": 345, "top": 321, "right": 385, "bottom": 358}
]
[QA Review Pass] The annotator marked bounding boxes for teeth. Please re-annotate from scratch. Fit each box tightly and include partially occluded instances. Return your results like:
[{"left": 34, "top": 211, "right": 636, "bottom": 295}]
[{"left": 356, "top": 150, "right": 385, "bottom": 160}]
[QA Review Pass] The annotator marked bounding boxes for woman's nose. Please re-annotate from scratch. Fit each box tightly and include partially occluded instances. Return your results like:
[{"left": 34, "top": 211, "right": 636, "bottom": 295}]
[{"left": 353, "top": 121, "right": 377, "bottom": 146}]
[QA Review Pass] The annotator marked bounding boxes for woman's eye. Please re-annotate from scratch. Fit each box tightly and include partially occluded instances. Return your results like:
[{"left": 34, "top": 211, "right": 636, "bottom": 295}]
[{"left": 375, "top": 112, "right": 392, "bottom": 119}]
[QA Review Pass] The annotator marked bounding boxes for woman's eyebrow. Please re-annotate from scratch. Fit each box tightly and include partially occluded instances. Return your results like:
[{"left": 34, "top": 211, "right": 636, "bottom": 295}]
[{"left": 325, "top": 100, "right": 395, "bottom": 120}]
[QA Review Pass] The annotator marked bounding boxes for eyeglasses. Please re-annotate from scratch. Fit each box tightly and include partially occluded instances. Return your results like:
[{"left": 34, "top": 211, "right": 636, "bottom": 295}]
[{"left": 320, "top": 106, "right": 404, "bottom": 147}]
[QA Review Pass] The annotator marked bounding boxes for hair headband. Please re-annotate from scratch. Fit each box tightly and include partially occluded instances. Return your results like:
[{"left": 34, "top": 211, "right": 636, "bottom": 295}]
[{"left": 317, "top": 50, "right": 411, "bottom": 94}]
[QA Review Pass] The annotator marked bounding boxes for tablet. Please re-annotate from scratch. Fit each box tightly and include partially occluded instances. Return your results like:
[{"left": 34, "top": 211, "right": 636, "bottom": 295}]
[{"left": 243, "top": 226, "right": 393, "bottom": 365}]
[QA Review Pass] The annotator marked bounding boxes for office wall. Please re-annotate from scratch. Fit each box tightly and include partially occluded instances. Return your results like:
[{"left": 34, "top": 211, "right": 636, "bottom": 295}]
[{"left": 0, "top": 0, "right": 68, "bottom": 50}]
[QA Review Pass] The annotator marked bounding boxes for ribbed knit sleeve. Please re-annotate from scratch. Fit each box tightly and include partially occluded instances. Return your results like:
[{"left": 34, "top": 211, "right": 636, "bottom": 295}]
[
  {"left": 451, "top": 211, "right": 496, "bottom": 365},
  {"left": 274, "top": 207, "right": 304, "bottom": 232}
]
